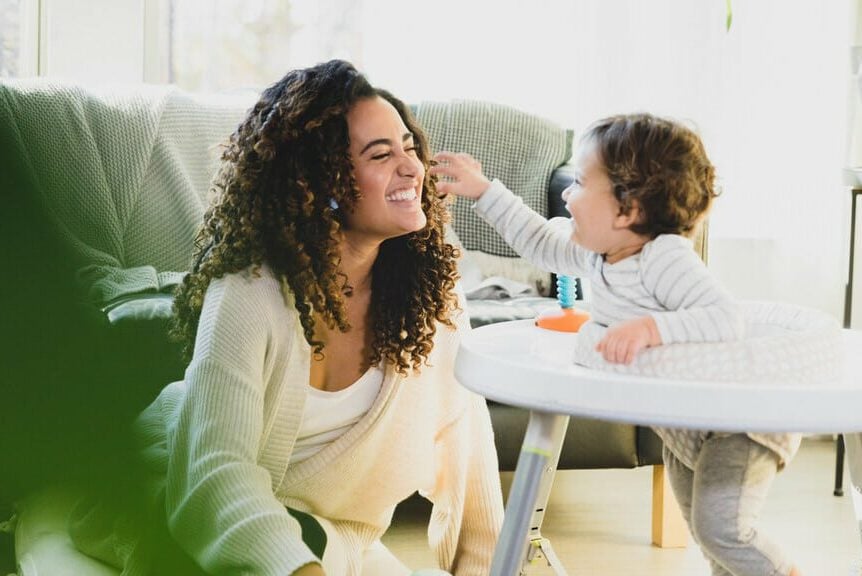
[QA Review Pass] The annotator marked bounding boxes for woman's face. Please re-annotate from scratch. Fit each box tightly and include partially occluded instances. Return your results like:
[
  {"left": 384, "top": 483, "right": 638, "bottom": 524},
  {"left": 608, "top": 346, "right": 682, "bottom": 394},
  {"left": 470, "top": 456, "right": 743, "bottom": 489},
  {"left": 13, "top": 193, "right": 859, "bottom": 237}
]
[{"left": 344, "top": 96, "right": 427, "bottom": 243}]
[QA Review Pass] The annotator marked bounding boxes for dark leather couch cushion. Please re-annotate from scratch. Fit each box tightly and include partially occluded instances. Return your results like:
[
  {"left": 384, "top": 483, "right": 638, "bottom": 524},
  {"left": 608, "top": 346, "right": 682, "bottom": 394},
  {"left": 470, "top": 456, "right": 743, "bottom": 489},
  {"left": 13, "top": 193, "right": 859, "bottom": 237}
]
[{"left": 103, "top": 293, "right": 186, "bottom": 411}]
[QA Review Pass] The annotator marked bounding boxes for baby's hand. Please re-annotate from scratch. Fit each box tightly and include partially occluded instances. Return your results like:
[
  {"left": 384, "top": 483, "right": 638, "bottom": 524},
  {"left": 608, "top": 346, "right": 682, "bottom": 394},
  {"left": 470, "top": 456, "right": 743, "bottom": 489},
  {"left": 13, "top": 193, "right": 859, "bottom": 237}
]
[
  {"left": 429, "top": 152, "right": 491, "bottom": 199},
  {"left": 596, "top": 316, "right": 662, "bottom": 364}
]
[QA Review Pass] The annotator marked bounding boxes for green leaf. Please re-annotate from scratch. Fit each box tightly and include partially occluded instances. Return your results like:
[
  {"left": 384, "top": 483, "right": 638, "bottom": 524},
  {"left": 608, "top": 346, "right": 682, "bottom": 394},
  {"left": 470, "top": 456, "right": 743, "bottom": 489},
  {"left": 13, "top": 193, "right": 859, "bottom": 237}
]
[{"left": 726, "top": 0, "right": 733, "bottom": 31}]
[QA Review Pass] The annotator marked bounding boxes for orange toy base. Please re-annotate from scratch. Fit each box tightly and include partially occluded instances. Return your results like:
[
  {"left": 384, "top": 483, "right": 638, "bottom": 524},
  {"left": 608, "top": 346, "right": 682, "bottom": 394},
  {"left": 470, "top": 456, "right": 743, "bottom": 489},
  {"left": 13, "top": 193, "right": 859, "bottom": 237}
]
[{"left": 535, "top": 307, "right": 590, "bottom": 333}]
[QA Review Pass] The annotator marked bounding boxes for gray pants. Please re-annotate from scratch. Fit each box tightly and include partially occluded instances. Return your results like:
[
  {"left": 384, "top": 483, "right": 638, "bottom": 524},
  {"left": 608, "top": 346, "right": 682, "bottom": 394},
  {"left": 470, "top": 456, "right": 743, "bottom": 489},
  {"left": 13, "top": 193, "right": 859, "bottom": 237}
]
[{"left": 663, "top": 434, "right": 793, "bottom": 576}]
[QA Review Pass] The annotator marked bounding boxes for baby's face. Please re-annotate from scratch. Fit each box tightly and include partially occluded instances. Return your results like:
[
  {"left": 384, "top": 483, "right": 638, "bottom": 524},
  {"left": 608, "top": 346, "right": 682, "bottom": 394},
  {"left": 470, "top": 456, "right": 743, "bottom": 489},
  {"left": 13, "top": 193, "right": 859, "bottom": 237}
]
[{"left": 562, "top": 145, "right": 624, "bottom": 253}]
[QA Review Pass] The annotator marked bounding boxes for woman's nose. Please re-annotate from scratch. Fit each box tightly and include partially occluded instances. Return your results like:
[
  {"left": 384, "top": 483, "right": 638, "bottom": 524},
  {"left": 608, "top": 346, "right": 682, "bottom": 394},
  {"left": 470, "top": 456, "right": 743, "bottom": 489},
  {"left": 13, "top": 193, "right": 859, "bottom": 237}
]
[{"left": 396, "top": 153, "right": 419, "bottom": 176}]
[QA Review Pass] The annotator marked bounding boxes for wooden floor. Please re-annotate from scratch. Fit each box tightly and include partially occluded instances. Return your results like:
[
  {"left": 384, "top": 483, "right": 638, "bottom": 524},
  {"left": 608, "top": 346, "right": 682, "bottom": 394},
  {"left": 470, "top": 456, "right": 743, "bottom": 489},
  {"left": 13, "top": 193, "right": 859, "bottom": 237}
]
[{"left": 383, "top": 437, "right": 861, "bottom": 575}]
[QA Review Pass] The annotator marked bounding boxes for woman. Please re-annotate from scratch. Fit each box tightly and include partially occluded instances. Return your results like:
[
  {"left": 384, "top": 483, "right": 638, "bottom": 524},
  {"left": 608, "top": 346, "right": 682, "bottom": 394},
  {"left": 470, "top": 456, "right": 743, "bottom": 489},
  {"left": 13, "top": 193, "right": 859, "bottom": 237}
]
[{"left": 71, "top": 60, "right": 503, "bottom": 575}]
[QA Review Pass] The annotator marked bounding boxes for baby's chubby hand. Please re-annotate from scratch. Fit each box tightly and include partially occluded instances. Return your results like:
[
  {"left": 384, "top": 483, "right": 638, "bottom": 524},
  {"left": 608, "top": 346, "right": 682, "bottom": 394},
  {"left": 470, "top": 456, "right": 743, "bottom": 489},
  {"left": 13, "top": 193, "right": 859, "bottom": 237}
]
[
  {"left": 429, "top": 152, "right": 491, "bottom": 199},
  {"left": 596, "top": 316, "right": 662, "bottom": 364}
]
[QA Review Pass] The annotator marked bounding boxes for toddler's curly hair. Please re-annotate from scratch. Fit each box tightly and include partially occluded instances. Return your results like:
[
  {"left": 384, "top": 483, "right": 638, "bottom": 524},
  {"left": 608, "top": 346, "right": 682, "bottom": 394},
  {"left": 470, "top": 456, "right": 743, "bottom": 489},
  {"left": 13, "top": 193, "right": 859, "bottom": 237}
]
[{"left": 584, "top": 113, "right": 717, "bottom": 238}]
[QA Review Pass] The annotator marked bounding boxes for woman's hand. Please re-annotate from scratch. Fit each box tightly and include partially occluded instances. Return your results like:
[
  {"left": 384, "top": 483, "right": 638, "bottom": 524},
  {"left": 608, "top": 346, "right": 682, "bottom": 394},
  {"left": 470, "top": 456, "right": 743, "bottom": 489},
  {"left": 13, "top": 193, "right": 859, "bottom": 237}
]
[
  {"left": 429, "top": 152, "right": 491, "bottom": 199},
  {"left": 596, "top": 316, "right": 662, "bottom": 364},
  {"left": 293, "top": 562, "right": 325, "bottom": 576}
]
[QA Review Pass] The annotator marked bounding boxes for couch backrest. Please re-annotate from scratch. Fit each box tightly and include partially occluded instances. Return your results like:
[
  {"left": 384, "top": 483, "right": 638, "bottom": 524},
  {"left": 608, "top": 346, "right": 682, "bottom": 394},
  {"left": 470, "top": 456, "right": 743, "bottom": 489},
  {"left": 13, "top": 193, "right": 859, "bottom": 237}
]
[{"left": 3, "top": 80, "right": 704, "bottom": 308}]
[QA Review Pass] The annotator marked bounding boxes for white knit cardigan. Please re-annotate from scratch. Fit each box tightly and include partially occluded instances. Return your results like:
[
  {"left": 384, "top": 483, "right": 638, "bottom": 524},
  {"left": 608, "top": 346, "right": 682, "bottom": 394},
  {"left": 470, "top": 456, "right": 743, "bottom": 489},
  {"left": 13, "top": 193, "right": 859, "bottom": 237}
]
[{"left": 126, "top": 266, "right": 503, "bottom": 575}]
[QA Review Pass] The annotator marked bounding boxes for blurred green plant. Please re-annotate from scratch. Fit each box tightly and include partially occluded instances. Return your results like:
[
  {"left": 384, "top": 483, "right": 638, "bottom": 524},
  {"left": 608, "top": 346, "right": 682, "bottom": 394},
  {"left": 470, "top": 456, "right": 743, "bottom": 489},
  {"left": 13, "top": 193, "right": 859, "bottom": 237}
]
[{"left": 726, "top": 0, "right": 733, "bottom": 31}]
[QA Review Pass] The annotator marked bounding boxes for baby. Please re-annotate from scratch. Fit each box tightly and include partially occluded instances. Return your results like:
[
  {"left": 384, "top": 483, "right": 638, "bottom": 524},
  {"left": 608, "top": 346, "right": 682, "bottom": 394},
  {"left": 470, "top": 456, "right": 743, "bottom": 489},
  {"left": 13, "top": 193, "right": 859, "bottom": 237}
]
[{"left": 431, "top": 113, "right": 801, "bottom": 576}]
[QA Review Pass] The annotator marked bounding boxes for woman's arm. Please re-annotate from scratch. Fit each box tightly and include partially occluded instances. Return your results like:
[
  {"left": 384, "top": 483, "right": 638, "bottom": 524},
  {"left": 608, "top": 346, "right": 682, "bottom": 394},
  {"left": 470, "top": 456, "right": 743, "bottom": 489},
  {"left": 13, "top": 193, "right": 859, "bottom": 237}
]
[
  {"left": 433, "top": 394, "right": 505, "bottom": 575},
  {"left": 164, "top": 272, "right": 320, "bottom": 575},
  {"left": 426, "top": 287, "right": 504, "bottom": 575}
]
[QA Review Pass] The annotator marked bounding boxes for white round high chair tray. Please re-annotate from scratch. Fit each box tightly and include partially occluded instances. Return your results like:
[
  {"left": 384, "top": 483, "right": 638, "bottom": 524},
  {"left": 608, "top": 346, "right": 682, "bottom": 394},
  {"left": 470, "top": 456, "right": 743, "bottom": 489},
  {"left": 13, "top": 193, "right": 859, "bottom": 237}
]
[{"left": 456, "top": 319, "right": 862, "bottom": 434}]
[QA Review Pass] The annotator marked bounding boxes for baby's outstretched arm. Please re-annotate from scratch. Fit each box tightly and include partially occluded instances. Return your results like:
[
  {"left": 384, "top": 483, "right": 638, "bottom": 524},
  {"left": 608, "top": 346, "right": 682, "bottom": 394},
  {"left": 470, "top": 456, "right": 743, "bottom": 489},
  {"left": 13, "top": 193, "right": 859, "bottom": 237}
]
[
  {"left": 430, "top": 151, "right": 491, "bottom": 199},
  {"left": 430, "top": 151, "right": 588, "bottom": 277},
  {"left": 596, "top": 316, "right": 662, "bottom": 364}
]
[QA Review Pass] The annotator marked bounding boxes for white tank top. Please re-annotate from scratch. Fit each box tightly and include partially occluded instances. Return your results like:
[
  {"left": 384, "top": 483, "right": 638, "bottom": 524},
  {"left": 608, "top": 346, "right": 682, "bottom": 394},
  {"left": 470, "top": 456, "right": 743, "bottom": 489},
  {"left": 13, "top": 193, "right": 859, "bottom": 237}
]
[{"left": 289, "top": 366, "right": 384, "bottom": 465}]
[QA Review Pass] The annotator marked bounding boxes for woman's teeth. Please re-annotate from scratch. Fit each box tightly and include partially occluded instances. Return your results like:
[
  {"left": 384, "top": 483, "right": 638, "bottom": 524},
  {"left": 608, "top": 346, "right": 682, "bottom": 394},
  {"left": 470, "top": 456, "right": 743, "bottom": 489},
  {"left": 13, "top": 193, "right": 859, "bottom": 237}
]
[{"left": 386, "top": 189, "right": 417, "bottom": 201}]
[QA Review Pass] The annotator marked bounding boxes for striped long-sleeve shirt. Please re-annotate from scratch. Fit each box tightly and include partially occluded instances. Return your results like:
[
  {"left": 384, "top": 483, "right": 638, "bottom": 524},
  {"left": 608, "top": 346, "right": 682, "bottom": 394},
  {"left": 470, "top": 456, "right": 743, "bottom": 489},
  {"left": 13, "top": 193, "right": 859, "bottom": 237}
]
[
  {"left": 474, "top": 180, "right": 744, "bottom": 343},
  {"left": 472, "top": 179, "right": 800, "bottom": 469}
]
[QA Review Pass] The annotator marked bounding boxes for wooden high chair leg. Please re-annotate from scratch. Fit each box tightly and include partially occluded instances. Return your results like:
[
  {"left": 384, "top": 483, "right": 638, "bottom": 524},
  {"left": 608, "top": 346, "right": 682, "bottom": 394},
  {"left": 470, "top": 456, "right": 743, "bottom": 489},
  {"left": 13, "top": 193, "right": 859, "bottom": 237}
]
[{"left": 651, "top": 464, "right": 688, "bottom": 548}]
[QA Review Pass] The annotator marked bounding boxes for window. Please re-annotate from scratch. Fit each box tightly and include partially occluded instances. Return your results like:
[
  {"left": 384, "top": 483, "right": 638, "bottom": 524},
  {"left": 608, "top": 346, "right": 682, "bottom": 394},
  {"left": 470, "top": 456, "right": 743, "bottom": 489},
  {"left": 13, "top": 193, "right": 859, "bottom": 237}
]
[
  {"left": 168, "top": 0, "right": 359, "bottom": 93},
  {"left": 1, "top": 0, "right": 24, "bottom": 77},
  {"left": 0, "top": 0, "right": 38, "bottom": 78}
]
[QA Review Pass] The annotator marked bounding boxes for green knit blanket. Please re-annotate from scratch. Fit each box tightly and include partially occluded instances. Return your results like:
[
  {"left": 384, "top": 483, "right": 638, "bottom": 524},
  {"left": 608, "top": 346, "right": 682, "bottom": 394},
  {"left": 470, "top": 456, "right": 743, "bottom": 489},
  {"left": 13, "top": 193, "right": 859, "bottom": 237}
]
[{"left": 0, "top": 80, "right": 252, "bottom": 306}]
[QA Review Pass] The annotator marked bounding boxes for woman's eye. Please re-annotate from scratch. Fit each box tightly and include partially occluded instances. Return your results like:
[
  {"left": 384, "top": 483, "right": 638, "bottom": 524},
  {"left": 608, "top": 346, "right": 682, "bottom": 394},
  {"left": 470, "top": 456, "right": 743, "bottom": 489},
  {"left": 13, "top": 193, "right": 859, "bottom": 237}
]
[
  {"left": 371, "top": 152, "right": 390, "bottom": 160},
  {"left": 405, "top": 146, "right": 418, "bottom": 154}
]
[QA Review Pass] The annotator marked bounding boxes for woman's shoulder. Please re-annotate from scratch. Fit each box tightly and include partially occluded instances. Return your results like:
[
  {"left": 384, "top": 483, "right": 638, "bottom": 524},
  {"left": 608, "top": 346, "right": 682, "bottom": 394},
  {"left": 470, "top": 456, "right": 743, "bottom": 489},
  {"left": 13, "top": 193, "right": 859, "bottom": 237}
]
[
  {"left": 193, "top": 264, "right": 302, "bottom": 370},
  {"left": 209, "top": 264, "right": 287, "bottom": 303},
  {"left": 203, "top": 264, "right": 297, "bottom": 326},
  {"left": 209, "top": 262, "right": 278, "bottom": 289}
]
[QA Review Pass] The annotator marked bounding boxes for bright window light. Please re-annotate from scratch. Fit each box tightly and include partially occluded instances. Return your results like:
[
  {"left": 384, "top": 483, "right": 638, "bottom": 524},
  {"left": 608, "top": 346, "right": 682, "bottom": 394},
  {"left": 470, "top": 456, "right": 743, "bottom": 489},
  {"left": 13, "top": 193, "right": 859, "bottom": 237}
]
[
  {"left": 168, "top": 0, "right": 358, "bottom": 93},
  {"left": 0, "top": 0, "right": 24, "bottom": 77},
  {"left": 0, "top": 0, "right": 41, "bottom": 78}
]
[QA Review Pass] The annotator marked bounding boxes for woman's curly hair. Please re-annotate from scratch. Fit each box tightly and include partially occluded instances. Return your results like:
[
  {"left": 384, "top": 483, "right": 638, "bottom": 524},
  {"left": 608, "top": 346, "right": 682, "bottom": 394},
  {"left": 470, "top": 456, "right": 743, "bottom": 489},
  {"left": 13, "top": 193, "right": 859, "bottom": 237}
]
[
  {"left": 171, "top": 60, "right": 460, "bottom": 375},
  {"left": 584, "top": 113, "right": 717, "bottom": 238}
]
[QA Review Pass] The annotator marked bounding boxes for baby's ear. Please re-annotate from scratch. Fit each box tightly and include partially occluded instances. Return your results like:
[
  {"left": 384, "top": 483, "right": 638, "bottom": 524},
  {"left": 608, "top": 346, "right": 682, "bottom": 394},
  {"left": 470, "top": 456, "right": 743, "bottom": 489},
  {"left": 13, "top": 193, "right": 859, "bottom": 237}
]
[{"left": 615, "top": 199, "right": 643, "bottom": 229}]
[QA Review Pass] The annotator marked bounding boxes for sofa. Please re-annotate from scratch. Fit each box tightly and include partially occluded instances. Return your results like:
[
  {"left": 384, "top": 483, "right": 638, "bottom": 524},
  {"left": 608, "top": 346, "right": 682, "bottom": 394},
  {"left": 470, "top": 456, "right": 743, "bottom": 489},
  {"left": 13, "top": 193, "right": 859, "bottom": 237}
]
[{"left": 0, "top": 80, "right": 697, "bottom": 574}]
